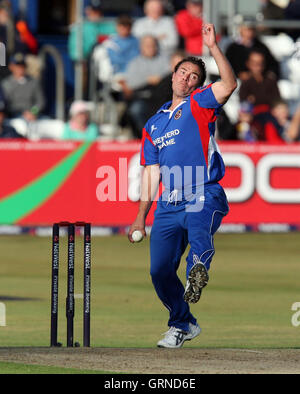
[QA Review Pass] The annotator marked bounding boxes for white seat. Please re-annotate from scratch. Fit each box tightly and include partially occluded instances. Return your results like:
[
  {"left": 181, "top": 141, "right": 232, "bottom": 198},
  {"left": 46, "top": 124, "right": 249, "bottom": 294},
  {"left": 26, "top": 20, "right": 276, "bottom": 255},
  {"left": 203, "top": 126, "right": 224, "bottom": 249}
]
[
  {"left": 283, "top": 57, "right": 300, "bottom": 84},
  {"left": 8, "top": 118, "right": 28, "bottom": 137},
  {"left": 222, "top": 79, "right": 242, "bottom": 124},
  {"left": 260, "top": 33, "right": 295, "bottom": 61},
  {"left": 201, "top": 55, "right": 219, "bottom": 76},
  {"left": 92, "top": 44, "right": 114, "bottom": 83},
  {"left": 278, "top": 79, "right": 300, "bottom": 100},
  {"left": 35, "top": 119, "right": 65, "bottom": 139},
  {"left": 277, "top": 79, "right": 300, "bottom": 115},
  {"left": 9, "top": 118, "right": 65, "bottom": 140}
]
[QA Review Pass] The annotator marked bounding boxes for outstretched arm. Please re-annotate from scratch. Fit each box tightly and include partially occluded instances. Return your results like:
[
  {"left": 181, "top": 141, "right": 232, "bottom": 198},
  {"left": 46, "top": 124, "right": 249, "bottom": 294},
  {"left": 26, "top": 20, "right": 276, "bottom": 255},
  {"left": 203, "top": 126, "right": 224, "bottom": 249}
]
[{"left": 203, "top": 23, "right": 237, "bottom": 104}]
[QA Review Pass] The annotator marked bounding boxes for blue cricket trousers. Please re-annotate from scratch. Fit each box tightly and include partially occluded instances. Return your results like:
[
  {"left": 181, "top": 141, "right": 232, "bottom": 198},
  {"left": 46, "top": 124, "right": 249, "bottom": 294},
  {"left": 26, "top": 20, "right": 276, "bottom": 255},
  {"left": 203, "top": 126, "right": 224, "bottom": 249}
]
[{"left": 150, "top": 186, "right": 229, "bottom": 332}]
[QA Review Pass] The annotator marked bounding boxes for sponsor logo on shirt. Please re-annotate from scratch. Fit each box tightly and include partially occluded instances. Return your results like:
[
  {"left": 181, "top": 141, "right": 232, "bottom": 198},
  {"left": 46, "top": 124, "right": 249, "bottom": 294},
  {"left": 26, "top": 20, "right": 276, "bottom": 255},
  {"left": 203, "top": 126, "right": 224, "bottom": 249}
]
[{"left": 153, "top": 129, "right": 180, "bottom": 150}]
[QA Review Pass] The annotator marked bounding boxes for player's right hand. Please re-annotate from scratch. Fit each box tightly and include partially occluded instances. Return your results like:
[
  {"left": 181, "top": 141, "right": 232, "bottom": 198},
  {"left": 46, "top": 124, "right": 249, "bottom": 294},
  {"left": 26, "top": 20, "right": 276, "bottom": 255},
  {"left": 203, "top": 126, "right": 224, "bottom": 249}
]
[{"left": 128, "top": 219, "right": 146, "bottom": 243}]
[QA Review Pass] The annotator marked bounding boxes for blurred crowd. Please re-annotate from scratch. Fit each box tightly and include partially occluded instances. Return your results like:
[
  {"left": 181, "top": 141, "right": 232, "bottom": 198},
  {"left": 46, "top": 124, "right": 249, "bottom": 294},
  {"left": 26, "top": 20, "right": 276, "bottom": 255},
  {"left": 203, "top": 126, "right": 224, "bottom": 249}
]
[{"left": 0, "top": 0, "right": 299, "bottom": 143}]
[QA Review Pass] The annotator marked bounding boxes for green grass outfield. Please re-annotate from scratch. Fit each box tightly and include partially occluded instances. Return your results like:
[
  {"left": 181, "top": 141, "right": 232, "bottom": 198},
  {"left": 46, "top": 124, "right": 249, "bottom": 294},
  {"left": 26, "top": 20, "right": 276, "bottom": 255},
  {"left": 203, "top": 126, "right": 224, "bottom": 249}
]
[{"left": 0, "top": 232, "right": 299, "bottom": 352}]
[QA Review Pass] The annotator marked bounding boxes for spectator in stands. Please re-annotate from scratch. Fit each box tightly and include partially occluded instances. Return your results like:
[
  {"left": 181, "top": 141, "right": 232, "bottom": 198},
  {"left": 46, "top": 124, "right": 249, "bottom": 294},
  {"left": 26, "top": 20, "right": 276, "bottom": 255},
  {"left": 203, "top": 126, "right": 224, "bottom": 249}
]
[
  {"left": 234, "top": 101, "right": 258, "bottom": 142},
  {"left": 0, "top": 100, "right": 24, "bottom": 138},
  {"left": 1, "top": 52, "right": 45, "bottom": 121},
  {"left": 92, "top": 15, "right": 140, "bottom": 89},
  {"left": 68, "top": 0, "right": 116, "bottom": 62},
  {"left": 0, "top": 2, "right": 38, "bottom": 82},
  {"left": 119, "top": 35, "right": 170, "bottom": 138},
  {"left": 175, "top": 0, "right": 204, "bottom": 56},
  {"left": 0, "top": 3, "right": 38, "bottom": 57},
  {"left": 225, "top": 19, "right": 280, "bottom": 80},
  {"left": 15, "top": 16, "right": 38, "bottom": 54},
  {"left": 216, "top": 103, "right": 260, "bottom": 142},
  {"left": 105, "top": 15, "right": 139, "bottom": 75},
  {"left": 62, "top": 100, "right": 99, "bottom": 141},
  {"left": 145, "top": 49, "right": 186, "bottom": 118},
  {"left": 132, "top": 0, "right": 185, "bottom": 16},
  {"left": 264, "top": 100, "right": 300, "bottom": 142},
  {"left": 132, "top": 0, "right": 178, "bottom": 57},
  {"left": 239, "top": 49, "right": 281, "bottom": 113}
]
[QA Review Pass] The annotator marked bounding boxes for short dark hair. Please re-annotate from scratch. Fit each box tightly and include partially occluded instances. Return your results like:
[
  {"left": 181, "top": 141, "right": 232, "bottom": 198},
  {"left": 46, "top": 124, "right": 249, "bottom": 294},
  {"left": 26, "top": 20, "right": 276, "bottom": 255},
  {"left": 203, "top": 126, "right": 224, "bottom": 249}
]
[
  {"left": 117, "top": 15, "right": 133, "bottom": 27},
  {"left": 247, "top": 48, "right": 266, "bottom": 61},
  {"left": 174, "top": 56, "right": 207, "bottom": 86}
]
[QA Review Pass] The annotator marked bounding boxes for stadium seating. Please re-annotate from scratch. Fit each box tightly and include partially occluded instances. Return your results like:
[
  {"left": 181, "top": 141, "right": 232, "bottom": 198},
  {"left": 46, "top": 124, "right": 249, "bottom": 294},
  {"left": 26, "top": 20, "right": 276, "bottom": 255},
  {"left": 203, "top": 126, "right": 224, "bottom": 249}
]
[{"left": 260, "top": 33, "right": 295, "bottom": 61}]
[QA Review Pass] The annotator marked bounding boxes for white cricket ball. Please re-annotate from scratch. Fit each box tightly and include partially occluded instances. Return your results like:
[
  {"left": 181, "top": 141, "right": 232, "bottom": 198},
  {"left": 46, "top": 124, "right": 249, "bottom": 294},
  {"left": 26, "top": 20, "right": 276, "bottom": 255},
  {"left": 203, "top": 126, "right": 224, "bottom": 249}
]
[{"left": 132, "top": 230, "right": 144, "bottom": 243}]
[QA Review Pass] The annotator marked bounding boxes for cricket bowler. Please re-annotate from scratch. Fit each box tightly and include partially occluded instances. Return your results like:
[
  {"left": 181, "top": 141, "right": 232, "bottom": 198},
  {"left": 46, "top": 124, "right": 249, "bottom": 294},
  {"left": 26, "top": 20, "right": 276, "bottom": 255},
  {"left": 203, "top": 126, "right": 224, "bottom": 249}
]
[{"left": 128, "top": 24, "right": 237, "bottom": 348}]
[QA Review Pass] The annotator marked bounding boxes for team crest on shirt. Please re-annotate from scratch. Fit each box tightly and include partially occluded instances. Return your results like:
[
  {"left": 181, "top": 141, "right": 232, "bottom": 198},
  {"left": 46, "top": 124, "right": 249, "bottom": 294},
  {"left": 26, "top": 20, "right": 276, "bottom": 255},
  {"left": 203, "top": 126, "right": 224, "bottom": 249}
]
[{"left": 174, "top": 109, "right": 182, "bottom": 120}]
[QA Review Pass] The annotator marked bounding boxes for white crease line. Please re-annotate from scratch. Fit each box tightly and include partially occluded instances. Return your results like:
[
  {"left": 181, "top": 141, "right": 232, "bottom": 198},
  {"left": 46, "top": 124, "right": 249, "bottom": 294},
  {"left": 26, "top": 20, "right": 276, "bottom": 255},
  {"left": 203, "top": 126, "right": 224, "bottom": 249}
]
[{"left": 224, "top": 349, "right": 265, "bottom": 354}]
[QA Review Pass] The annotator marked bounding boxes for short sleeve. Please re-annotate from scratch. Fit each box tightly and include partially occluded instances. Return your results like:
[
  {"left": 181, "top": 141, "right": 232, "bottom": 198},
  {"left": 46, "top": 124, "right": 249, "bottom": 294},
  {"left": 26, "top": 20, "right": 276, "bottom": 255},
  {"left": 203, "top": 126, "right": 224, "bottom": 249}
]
[
  {"left": 140, "top": 126, "right": 159, "bottom": 166},
  {"left": 192, "top": 84, "right": 223, "bottom": 110}
]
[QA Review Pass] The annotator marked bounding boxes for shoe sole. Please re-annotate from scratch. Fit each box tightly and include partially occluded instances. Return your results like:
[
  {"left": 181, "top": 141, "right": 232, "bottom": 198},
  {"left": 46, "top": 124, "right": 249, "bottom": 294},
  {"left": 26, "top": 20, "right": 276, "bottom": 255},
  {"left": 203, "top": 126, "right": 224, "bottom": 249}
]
[
  {"left": 157, "top": 339, "right": 186, "bottom": 348},
  {"left": 157, "top": 343, "right": 184, "bottom": 348},
  {"left": 183, "top": 263, "right": 209, "bottom": 304}
]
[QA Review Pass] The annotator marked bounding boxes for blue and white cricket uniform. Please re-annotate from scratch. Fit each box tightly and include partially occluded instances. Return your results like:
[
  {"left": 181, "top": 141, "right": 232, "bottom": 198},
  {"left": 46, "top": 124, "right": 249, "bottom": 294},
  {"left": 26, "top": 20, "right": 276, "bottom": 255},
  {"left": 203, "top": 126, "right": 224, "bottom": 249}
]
[{"left": 140, "top": 84, "right": 229, "bottom": 331}]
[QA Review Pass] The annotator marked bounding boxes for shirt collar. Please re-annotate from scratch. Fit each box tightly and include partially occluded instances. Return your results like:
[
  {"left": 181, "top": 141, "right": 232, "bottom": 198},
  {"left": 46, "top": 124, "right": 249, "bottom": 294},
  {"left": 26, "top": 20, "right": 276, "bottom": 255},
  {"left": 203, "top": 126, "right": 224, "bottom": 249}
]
[{"left": 157, "top": 100, "right": 187, "bottom": 119}]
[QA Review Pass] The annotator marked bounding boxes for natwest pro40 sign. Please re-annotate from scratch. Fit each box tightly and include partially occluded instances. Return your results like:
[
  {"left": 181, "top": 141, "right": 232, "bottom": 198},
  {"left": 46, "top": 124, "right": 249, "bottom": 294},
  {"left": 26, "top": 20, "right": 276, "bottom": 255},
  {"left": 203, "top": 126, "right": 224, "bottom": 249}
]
[{"left": 0, "top": 141, "right": 299, "bottom": 227}]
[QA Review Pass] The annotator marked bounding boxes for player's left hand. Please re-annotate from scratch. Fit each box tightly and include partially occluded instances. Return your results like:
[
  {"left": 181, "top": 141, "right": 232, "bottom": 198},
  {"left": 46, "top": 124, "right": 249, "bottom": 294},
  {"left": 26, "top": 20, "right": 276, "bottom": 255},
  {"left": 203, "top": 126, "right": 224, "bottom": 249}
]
[{"left": 202, "top": 23, "right": 217, "bottom": 49}]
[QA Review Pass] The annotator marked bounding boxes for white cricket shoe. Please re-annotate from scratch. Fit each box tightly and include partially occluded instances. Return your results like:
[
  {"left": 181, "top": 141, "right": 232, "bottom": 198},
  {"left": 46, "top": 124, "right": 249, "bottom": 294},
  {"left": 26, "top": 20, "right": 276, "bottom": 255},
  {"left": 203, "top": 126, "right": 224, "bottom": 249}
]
[
  {"left": 157, "top": 326, "right": 188, "bottom": 348},
  {"left": 183, "top": 262, "right": 209, "bottom": 304},
  {"left": 185, "top": 322, "right": 201, "bottom": 341}
]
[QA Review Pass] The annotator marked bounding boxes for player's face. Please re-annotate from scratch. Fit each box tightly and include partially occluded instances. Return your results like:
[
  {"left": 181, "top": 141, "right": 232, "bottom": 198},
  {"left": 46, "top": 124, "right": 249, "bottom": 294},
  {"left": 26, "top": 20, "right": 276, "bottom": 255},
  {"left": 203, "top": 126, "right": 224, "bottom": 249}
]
[{"left": 172, "top": 62, "right": 201, "bottom": 98}]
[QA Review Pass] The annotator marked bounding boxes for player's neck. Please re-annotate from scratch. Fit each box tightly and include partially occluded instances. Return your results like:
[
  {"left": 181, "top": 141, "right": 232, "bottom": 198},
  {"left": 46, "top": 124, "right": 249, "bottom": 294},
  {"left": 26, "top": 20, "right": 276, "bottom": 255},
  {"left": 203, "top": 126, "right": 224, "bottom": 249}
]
[{"left": 169, "top": 96, "right": 185, "bottom": 111}]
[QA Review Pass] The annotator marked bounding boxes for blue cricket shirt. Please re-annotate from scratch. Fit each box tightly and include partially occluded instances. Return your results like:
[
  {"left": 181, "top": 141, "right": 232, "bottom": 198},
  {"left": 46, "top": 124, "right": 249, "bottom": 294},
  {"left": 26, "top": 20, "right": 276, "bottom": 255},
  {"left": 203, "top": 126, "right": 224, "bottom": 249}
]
[{"left": 140, "top": 84, "right": 225, "bottom": 211}]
